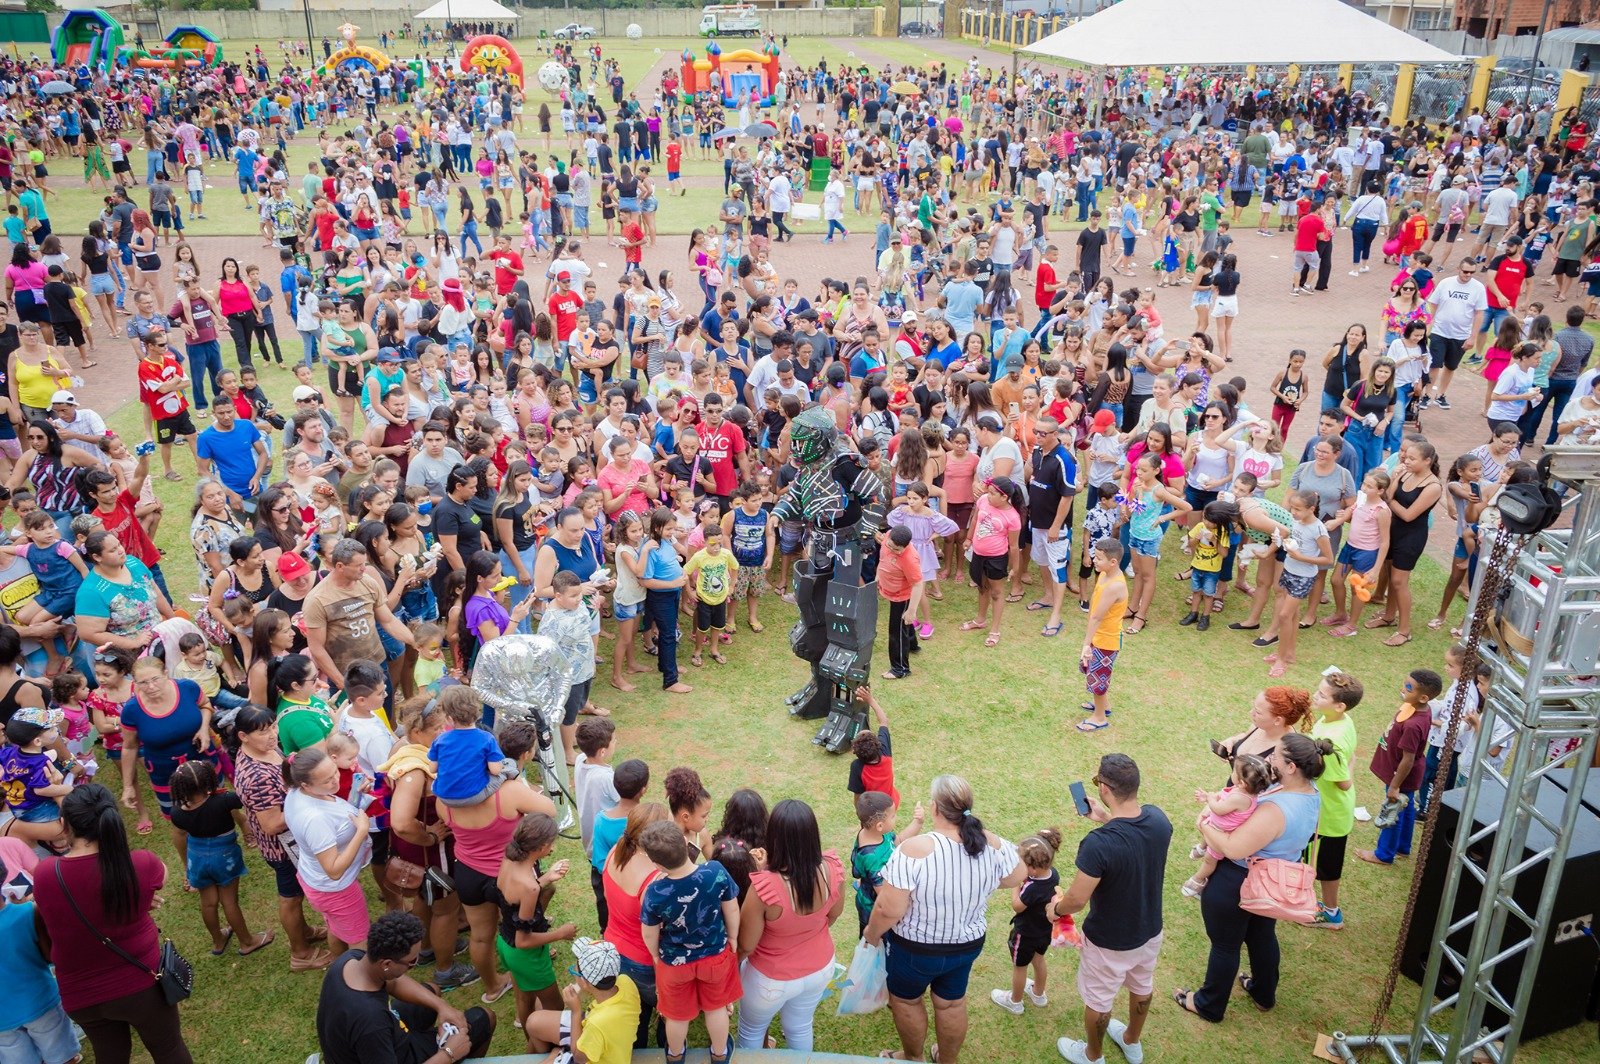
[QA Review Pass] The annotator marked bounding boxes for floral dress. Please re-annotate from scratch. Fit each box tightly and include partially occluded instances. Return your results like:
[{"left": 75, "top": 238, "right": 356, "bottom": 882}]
[{"left": 190, "top": 508, "right": 245, "bottom": 595}]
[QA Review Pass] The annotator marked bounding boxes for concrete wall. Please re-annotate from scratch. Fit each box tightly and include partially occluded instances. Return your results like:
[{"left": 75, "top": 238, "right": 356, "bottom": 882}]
[{"left": 85, "top": 5, "right": 881, "bottom": 41}]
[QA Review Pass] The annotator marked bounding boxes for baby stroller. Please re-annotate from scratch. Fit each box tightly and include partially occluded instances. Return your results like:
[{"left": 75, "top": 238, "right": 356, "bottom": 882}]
[{"left": 470, "top": 635, "right": 578, "bottom": 838}]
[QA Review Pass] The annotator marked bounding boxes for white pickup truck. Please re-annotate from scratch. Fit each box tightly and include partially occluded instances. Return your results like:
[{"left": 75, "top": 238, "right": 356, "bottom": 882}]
[{"left": 698, "top": 6, "right": 762, "bottom": 37}]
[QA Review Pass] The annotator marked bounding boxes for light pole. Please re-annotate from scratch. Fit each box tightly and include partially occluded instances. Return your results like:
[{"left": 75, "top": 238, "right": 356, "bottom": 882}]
[
  {"left": 1523, "top": 0, "right": 1554, "bottom": 108},
  {"left": 301, "top": 0, "right": 315, "bottom": 66}
]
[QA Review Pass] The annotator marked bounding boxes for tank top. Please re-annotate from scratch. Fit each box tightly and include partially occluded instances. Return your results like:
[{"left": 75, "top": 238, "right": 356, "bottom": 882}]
[
  {"left": 496, "top": 860, "right": 550, "bottom": 943},
  {"left": 1128, "top": 487, "right": 1163, "bottom": 541},
  {"left": 613, "top": 543, "right": 646, "bottom": 607},
  {"left": 441, "top": 786, "right": 520, "bottom": 875},
  {"left": 14, "top": 354, "right": 63, "bottom": 410},
  {"left": 746, "top": 854, "right": 845, "bottom": 980},
  {"left": 547, "top": 535, "right": 598, "bottom": 584},
  {"left": 730, "top": 506, "right": 767, "bottom": 566},
  {"left": 1089, "top": 573, "right": 1125, "bottom": 651},
  {"left": 1187, "top": 439, "right": 1233, "bottom": 490},
  {"left": 381, "top": 421, "right": 413, "bottom": 475},
  {"left": 602, "top": 863, "right": 660, "bottom": 966},
  {"left": 29, "top": 454, "right": 82, "bottom": 513},
  {"left": 1242, "top": 788, "right": 1321, "bottom": 864},
  {"left": 1277, "top": 368, "right": 1303, "bottom": 404}
]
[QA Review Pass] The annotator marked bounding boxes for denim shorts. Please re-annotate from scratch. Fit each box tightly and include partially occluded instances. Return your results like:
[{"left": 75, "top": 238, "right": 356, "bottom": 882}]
[
  {"left": 1338, "top": 544, "right": 1378, "bottom": 572},
  {"left": 0, "top": 1001, "right": 80, "bottom": 1064},
  {"left": 884, "top": 933, "right": 985, "bottom": 1001},
  {"left": 614, "top": 599, "right": 644, "bottom": 621},
  {"left": 1190, "top": 568, "right": 1221, "bottom": 596},
  {"left": 88, "top": 273, "right": 115, "bottom": 296},
  {"left": 1279, "top": 569, "right": 1316, "bottom": 599},
  {"left": 1130, "top": 535, "right": 1162, "bottom": 559},
  {"left": 186, "top": 831, "right": 248, "bottom": 889}
]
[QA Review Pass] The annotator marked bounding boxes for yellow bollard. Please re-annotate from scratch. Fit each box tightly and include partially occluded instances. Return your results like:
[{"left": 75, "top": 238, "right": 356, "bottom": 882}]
[
  {"left": 1391, "top": 64, "right": 1416, "bottom": 125},
  {"left": 1556, "top": 69, "right": 1589, "bottom": 117}
]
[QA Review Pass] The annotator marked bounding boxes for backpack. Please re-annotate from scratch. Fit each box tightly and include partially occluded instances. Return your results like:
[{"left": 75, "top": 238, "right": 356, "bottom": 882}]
[{"left": 1238, "top": 856, "right": 1318, "bottom": 924}]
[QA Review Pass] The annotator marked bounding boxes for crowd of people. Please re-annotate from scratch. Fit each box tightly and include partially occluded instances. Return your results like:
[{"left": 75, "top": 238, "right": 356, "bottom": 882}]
[{"left": 0, "top": 30, "right": 1595, "bottom": 1064}]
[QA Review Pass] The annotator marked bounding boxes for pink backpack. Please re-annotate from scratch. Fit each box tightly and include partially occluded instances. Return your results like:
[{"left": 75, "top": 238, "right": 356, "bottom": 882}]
[{"left": 1238, "top": 857, "right": 1318, "bottom": 923}]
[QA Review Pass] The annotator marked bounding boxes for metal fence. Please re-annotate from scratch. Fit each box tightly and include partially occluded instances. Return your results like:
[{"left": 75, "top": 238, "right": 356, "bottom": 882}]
[
  {"left": 1487, "top": 68, "right": 1562, "bottom": 111},
  {"left": 1410, "top": 64, "right": 1473, "bottom": 123},
  {"left": 1577, "top": 83, "right": 1600, "bottom": 130},
  {"left": 1351, "top": 62, "right": 1400, "bottom": 104}
]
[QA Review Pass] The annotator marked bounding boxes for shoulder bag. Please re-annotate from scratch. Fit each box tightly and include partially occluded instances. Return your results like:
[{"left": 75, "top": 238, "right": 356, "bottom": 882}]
[
  {"left": 1237, "top": 855, "right": 1318, "bottom": 924},
  {"left": 54, "top": 862, "right": 193, "bottom": 1005}
]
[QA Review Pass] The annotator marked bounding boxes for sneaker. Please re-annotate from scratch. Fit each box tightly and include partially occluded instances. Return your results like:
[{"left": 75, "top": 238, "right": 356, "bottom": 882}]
[
  {"left": 1374, "top": 796, "right": 1406, "bottom": 828},
  {"left": 1418, "top": 394, "right": 1432, "bottom": 410},
  {"left": 1107, "top": 1019, "right": 1145, "bottom": 1064},
  {"left": 1435, "top": 395, "right": 1451, "bottom": 410},
  {"left": 1290, "top": 287, "right": 1301, "bottom": 296},
  {"left": 1359, "top": 265, "right": 1371, "bottom": 274},
  {"left": 1024, "top": 977, "right": 1049, "bottom": 1007},
  {"left": 917, "top": 621, "right": 934, "bottom": 639},
  {"left": 990, "top": 988, "right": 1025, "bottom": 1014},
  {"left": 1348, "top": 269, "right": 1360, "bottom": 277},
  {"left": 1312, "top": 905, "right": 1345, "bottom": 930},
  {"left": 1178, "top": 611, "right": 1199, "bottom": 626},
  {"left": 433, "top": 963, "right": 480, "bottom": 990},
  {"left": 1197, "top": 613, "right": 1211, "bottom": 632},
  {"left": 1057, "top": 1037, "right": 1106, "bottom": 1064}
]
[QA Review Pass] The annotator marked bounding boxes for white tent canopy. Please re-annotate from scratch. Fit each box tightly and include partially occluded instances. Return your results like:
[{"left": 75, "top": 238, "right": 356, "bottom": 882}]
[
  {"left": 1022, "top": 0, "right": 1460, "bottom": 68},
  {"left": 413, "top": 0, "right": 520, "bottom": 20}
]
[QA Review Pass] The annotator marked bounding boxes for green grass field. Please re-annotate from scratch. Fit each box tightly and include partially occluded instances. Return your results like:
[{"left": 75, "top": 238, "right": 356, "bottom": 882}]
[
  {"left": 35, "top": 34, "right": 1597, "bottom": 1063},
  {"left": 85, "top": 359, "right": 1595, "bottom": 1063}
]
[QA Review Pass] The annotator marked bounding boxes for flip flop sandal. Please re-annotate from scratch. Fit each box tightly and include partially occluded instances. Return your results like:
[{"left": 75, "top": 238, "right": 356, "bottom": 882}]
[
  {"left": 1237, "top": 973, "right": 1272, "bottom": 1011},
  {"left": 1041, "top": 623, "right": 1063, "bottom": 637},
  {"left": 1026, "top": 600, "right": 1051, "bottom": 611},
  {"left": 711, "top": 652, "right": 728, "bottom": 664},
  {"left": 210, "top": 928, "right": 235, "bottom": 956},
  {"left": 1384, "top": 633, "right": 1413, "bottom": 648},
  {"left": 1075, "top": 719, "right": 1109, "bottom": 732},
  {"left": 1080, "top": 703, "right": 1112, "bottom": 717},
  {"left": 238, "top": 931, "right": 276, "bottom": 956},
  {"left": 136, "top": 818, "right": 154, "bottom": 836},
  {"left": 1172, "top": 988, "right": 1205, "bottom": 1017},
  {"left": 747, "top": 620, "right": 765, "bottom": 632},
  {"left": 481, "top": 979, "right": 514, "bottom": 1004},
  {"left": 1005, "top": 593, "right": 1024, "bottom": 603}
]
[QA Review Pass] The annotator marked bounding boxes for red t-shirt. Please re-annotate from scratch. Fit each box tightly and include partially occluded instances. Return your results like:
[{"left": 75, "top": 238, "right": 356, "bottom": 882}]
[
  {"left": 313, "top": 209, "right": 336, "bottom": 249},
  {"left": 1294, "top": 213, "right": 1328, "bottom": 253},
  {"left": 1035, "top": 260, "right": 1057, "bottom": 310},
  {"left": 34, "top": 850, "right": 166, "bottom": 1012},
  {"left": 697, "top": 419, "right": 746, "bottom": 496},
  {"left": 1369, "top": 704, "right": 1432, "bottom": 793},
  {"left": 665, "top": 142, "right": 682, "bottom": 174},
  {"left": 138, "top": 352, "right": 188, "bottom": 420},
  {"left": 848, "top": 726, "right": 899, "bottom": 808},
  {"left": 96, "top": 490, "right": 161, "bottom": 568},
  {"left": 547, "top": 289, "right": 582, "bottom": 342},
  {"left": 876, "top": 541, "right": 922, "bottom": 602},
  {"left": 622, "top": 221, "right": 644, "bottom": 266},
  {"left": 490, "top": 249, "right": 524, "bottom": 297},
  {"left": 1486, "top": 253, "right": 1528, "bottom": 310}
]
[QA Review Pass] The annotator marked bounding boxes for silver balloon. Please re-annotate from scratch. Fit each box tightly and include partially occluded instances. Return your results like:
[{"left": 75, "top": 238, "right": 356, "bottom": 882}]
[{"left": 471, "top": 635, "right": 576, "bottom": 832}]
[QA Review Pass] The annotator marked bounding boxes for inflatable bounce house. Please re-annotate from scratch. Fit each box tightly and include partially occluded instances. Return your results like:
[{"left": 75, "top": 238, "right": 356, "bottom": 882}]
[
  {"left": 51, "top": 8, "right": 124, "bottom": 73},
  {"left": 461, "top": 34, "right": 523, "bottom": 88},
  {"left": 319, "top": 22, "right": 392, "bottom": 78},
  {"left": 678, "top": 41, "right": 780, "bottom": 108},
  {"left": 118, "top": 25, "right": 224, "bottom": 71}
]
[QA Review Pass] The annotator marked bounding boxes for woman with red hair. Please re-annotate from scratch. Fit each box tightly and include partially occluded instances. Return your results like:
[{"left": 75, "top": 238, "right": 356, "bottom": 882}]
[{"left": 1216, "top": 687, "right": 1312, "bottom": 778}]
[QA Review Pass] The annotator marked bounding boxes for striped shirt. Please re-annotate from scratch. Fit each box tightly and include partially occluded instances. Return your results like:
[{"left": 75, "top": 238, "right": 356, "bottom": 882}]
[{"left": 882, "top": 831, "right": 1020, "bottom": 946}]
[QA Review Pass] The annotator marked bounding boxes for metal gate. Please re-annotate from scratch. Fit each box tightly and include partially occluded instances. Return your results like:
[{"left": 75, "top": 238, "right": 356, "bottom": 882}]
[
  {"left": 1487, "top": 67, "right": 1561, "bottom": 111},
  {"left": 1410, "top": 64, "right": 1472, "bottom": 123},
  {"left": 1578, "top": 82, "right": 1600, "bottom": 130},
  {"left": 1352, "top": 62, "right": 1400, "bottom": 106}
]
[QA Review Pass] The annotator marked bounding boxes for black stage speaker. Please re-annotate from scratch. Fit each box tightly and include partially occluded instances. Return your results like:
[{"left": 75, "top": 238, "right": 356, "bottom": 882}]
[{"left": 1399, "top": 776, "right": 1600, "bottom": 1040}]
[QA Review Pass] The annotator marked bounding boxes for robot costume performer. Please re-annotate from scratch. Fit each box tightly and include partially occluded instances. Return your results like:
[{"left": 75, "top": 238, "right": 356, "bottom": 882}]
[{"left": 771, "top": 407, "right": 885, "bottom": 752}]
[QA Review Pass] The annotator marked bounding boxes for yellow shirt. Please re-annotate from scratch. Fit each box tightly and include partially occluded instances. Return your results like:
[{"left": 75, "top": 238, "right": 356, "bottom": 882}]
[
  {"left": 684, "top": 548, "right": 739, "bottom": 606},
  {"left": 576, "top": 976, "right": 641, "bottom": 1064},
  {"left": 1188, "top": 522, "right": 1224, "bottom": 573}
]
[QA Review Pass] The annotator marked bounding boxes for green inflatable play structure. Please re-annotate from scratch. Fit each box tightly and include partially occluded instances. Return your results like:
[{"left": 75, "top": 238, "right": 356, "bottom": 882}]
[{"left": 51, "top": 8, "right": 124, "bottom": 72}]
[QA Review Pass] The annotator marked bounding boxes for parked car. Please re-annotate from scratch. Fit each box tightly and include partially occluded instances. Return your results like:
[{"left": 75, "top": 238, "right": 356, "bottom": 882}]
[
  {"left": 553, "top": 23, "right": 596, "bottom": 40},
  {"left": 902, "top": 21, "right": 937, "bottom": 36}
]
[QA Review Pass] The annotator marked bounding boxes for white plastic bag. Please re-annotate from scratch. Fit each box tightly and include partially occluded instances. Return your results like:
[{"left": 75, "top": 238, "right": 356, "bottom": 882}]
[{"left": 836, "top": 938, "right": 889, "bottom": 1016}]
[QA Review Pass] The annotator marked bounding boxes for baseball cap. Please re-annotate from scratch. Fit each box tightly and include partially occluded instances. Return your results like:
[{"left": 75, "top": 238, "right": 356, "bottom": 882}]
[
  {"left": 277, "top": 553, "right": 312, "bottom": 582},
  {"left": 11, "top": 707, "right": 53, "bottom": 729},
  {"left": 556, "top": 270, "right": 572, "bottom": 281},
  {"left": 902, "top": 309, "right": 919, "bottom": 322},
  {"left": 572, "top": 937, "right": 621, "bottom": 984},
  {"left": 1452, "top": 175, "right": 1468, "bottom": 185},
  {"left": 1005, "top": 354, "right": 1024, "bottom": 370},
  {"left": 49, "top": 390, "right": 77, "bottom": 405},
  {"left": 376, "top": 348, "right": 402, "bottom": 363},
  {"left": 292, "top": 385, "right": 320, "bottom": 402},
  {"left": 1091, "top": 409, "right": 1116, "bottom": 432}
]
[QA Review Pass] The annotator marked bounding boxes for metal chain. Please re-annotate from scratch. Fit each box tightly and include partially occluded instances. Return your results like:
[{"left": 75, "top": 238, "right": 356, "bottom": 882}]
[{"left": 1355, "top": 529, "right": 1526, "bottom": 1061}]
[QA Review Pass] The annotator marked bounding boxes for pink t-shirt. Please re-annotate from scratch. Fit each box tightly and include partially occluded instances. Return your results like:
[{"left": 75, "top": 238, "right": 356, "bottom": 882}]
[
  {"left": 944, "top": 451, "right": 979, "bottom": 504},
  {"left": 970, "top": 495, "right": 1021, "bottom": 558},
  {"left": 597, "top": 459, "right": 652, "bottom": 517}
]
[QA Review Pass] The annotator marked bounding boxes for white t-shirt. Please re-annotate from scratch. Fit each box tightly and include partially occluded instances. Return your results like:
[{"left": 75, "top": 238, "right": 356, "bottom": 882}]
[
  {"left": 1480, "top": 186, "right": 1519, "bottom": 228},
  {"left": 284, "top": 788, "right": 371, "bottom": 892},
  {"left": 339, "top": 713, "right": 397, "bottom": 776},
  {"left": 1427, "top": 277, "right": 1488, "bottom": 340},
  {"left": 768, "top": 174, "right": 793, "bottom": 213},
  {"left": 1488, "top": 363, "right": 1536, "bottom": 422}
]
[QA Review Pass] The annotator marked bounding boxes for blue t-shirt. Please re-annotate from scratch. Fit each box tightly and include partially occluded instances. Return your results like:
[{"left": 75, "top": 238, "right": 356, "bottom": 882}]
[
  {"left": 940, "top": 280, "right": 983, "bottom": 336},
  {"left": 850, "top": 350, "right": 884, "bottom": 381},
  {"left": 643, "top": 540, "right": 683, "bottom": 584},
  {"left": 0, "top": 901, "right": 62, "bottom": 1030},
  {"left": 590, "top": 807, "right": 628, "bottom": 870},
  {"left": 640, "top": 860, "right": 739, "bottom": 964},
  {"left": 235, "top": 148, "right": 259, "bottom": 180},
  {"left": 428, "top": 727, "right": 507, "bottom": 803},
  {"left": 75, "top": 556, "right": 161, "bottom": 640},
  {"left": 925, "top": 340, "right": 960, "bottom": 371},
  {"left": 2, "top": 216, "right": 25, "bottom": 245},
  {"left": 195, "top": 421, "right": 263, "bottom": 498}
]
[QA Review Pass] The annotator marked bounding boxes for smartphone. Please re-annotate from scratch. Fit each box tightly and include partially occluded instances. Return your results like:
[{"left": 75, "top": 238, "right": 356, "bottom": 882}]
[
  {"left": 1210, "top": 738, "right": 1230, "bottom": 761},
  {"left": 1069, "top": 781, "right": 1090, "bottom": 817},
  {"left": 1009, "top": 401, "right": 1021, "bottom": 417}
]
